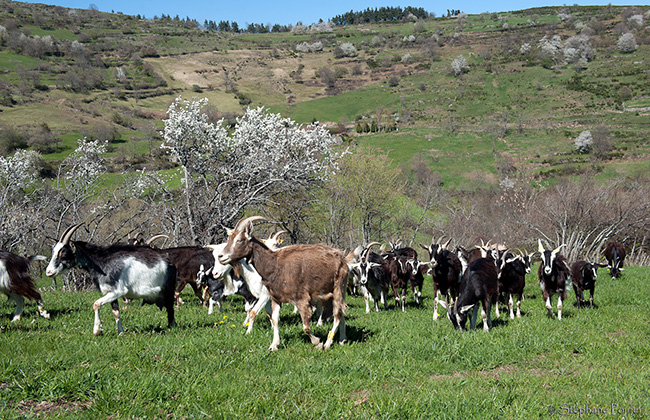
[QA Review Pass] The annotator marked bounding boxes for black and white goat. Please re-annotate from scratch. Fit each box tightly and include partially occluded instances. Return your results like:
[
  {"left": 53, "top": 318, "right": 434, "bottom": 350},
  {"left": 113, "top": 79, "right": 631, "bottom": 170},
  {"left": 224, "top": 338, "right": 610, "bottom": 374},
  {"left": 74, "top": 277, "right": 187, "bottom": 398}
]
[
  {"left": 207, "top": 243, "right": 272, "bottom": 334},
  {"left": 45, "top": 224, "right": 177, "bottom": 335},
  {"left": 350, "top": 242, "right": 390, "bottom": 313},
  {"left": 537, "top": 240, "right": 571, "bottom": 320},
  {"left": 571, "top": 260, "right": 606, "bottom": 309},
  {"left": 421, "top": 237, "right": 462, "bottom": 321},
  {"left": 604, "top": 241, "right": 625, "bottom": 279},
  {"left": 443, "top": 257, "right": 498, "bottom": 331},
  {"left": 0, "top": 251, "right": 50, "bottom": 322}
]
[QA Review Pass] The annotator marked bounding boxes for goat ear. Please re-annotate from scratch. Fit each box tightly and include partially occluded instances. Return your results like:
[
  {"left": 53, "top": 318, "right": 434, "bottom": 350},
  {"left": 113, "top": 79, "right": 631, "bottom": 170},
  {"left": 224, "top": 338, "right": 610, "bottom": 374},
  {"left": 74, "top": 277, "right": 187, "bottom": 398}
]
[
  {"left": 459, "top": 304, "right": 475, "bottom": 314},
  {"left": 552, "top": 244, "right": 565, "bottom": 255},
  {"left": 538, "top": 239, "right": 545, "bottom": 253},
  {"left": 419, "top": 243, "right": 429, "bottom": 251},
  {"left": 226, "top": 228, "right": 234, "bottom": 236}
]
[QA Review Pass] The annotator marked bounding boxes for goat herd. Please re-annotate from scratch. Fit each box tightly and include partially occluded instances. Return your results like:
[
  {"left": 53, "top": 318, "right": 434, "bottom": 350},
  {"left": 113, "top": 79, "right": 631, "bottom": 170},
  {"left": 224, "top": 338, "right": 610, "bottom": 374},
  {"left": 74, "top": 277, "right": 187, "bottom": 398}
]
[{"left": 0, "top": 216, "right": 627, "bottom": 351}]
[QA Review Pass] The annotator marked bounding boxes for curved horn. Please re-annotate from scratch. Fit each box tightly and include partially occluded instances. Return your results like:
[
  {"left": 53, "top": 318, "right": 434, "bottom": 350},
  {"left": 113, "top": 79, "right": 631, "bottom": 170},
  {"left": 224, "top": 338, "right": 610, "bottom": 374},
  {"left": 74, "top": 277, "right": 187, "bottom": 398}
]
[
  {"left": 233, "top": 216, "right": 267, "bottom": 232},
  {"left": 60, "top": 224, "right": 83, "bottom": 245},
  {"left": 366, "top": 241, "right": 381, "bottom": 249},
  {"left": 146, "top": 234, "right": 169, "bottom": 245},
  {"left": 442, "top": 237, "right": 452, "bottom": 250},
  {"left": 271, "top": 230, "right": 286, "bottom": 241}
]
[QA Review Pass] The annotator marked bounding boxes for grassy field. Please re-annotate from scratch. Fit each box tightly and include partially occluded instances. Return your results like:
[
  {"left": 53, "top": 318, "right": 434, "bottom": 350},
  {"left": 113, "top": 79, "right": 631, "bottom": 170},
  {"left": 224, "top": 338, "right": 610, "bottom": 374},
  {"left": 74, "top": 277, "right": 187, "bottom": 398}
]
[{"left": 1, "top": 266, "right": 648, "bottom": 419}]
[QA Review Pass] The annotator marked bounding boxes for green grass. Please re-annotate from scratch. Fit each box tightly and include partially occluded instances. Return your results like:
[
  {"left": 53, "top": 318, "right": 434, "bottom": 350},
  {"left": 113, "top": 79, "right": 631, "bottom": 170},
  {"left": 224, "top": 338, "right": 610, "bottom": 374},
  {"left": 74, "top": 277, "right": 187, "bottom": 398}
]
[{"left": 1, "top": 267, "right": 648, "bottom": 418}]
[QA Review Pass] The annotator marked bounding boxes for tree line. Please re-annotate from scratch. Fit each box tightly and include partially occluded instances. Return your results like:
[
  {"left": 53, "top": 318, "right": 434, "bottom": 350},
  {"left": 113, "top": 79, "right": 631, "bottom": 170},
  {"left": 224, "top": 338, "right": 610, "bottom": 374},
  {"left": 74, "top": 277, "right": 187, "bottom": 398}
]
[{"left": 331, "top": 6, "right": 432, "bottom": 25}]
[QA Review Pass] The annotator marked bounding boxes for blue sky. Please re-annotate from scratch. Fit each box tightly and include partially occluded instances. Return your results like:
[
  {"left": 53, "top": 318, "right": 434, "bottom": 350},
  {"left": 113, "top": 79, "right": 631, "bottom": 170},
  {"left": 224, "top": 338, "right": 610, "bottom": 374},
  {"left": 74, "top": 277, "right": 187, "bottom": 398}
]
[{"left": 21, "top": 0, "right": 649, "bottom": 26}]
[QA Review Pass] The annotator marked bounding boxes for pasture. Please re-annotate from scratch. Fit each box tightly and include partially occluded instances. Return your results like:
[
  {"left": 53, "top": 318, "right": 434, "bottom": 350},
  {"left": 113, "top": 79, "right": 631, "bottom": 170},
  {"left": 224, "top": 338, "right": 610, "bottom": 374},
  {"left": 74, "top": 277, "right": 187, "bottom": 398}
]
[{"left": 1, "top": 266, "right": 648, "bottom": 419}]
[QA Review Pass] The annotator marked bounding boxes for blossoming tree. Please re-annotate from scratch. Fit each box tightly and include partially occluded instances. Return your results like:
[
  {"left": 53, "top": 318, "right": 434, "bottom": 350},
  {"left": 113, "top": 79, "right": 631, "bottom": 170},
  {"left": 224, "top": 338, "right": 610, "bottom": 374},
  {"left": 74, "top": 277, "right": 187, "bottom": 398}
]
[{"left": 162, "top": 96, "right": 344, "bottom": 243}]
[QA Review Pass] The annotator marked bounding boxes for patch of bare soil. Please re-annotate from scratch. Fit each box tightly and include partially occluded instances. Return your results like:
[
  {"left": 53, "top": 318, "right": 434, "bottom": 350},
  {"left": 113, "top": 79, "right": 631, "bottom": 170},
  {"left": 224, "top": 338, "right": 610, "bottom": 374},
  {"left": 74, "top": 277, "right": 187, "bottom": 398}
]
[{"left": 15, "top": 399, "right": 92, "bottom": 417}]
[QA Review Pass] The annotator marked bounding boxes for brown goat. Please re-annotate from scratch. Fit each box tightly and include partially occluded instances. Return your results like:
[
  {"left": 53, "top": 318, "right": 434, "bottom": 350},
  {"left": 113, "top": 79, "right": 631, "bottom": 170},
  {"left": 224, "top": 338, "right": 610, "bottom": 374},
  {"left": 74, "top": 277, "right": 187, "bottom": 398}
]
[{"left": 218, "top": 216, "right": 350, "bottom": 351}]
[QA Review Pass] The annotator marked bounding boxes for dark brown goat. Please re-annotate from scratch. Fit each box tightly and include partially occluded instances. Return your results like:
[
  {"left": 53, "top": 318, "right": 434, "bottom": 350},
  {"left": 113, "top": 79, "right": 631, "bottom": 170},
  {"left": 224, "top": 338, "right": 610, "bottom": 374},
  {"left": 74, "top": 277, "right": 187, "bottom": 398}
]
[
  {"left": 217, "top": 216, "right": 351, "bottom": 351},
  {"left": 0, "top": 251, "right": 50, "bottom": 322},
  {"left": 604, "top": 241, "right": 625, "bottom": 279}
]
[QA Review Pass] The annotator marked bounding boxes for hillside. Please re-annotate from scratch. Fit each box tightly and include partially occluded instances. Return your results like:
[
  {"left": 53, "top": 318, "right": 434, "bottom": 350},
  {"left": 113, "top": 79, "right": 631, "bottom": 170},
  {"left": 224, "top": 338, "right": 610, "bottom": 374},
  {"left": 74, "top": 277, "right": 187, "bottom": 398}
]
[{"left": 0, "top": 1, "right": 649, "bottom": 190}]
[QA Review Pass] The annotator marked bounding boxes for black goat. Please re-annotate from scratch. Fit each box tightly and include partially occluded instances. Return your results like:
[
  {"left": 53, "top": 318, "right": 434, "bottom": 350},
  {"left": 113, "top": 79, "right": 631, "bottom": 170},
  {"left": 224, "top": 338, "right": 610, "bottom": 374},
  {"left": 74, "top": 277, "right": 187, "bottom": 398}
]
[
  {"left": 421, "top": 237, "right": 462, "bottom": 321},
  {"left": 46, "top": 224, "right": 177, "bottom": 335},
  {"left": 571, "top": 261, "right": 606, "bottom": 309},
  {"left": 443, "top": 257, "right": 498, "bottom": 331}
]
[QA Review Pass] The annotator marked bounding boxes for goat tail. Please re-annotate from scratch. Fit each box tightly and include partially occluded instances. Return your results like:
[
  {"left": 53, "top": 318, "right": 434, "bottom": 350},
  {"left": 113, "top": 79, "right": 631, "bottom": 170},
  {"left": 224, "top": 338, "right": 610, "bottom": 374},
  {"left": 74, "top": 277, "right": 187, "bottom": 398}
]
[{"left": 10, "top": 275, "right": 43, "bottom": 302}]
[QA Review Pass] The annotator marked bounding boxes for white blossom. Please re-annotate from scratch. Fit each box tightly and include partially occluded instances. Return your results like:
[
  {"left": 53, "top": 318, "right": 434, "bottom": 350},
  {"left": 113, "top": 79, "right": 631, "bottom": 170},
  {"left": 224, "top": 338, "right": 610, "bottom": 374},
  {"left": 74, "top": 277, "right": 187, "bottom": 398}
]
[
  {"left": 558, "top": 9, "right": 571, "bottom": 21},
  {"left": 618, "top": 33, "right": 638, "bottom": 53},
  {"left": 310, "top": 21, "right": 334, "bottom": 32},
  {"left": 0, "top": 150, "right": 41, "bottom": 191},
  {"left": 161, "top": 96, "right": 345, "bottom": 230},
  {"left": 338, "top": 42, "right": 357, "bottom": 57},
  {"left": 563, "top": 35, "right": 595, "bottom": 64},
  {"left": 295, "top": 41, "right": 323, "bottom": 53},
  {"left": 62, "top": 138, "right": 107, "bottom": 182},
  {"left": 538, "top": 35, "right": 562, "bottom": 62},
  {"left": 627, "top": 14, "right": 644, "bottom": 28},
  {"left": 451, "top": 55, "right": 468, "bottom": 76},
  {"left": 575, "top": 130, "right": 593, "bottom": 153}
]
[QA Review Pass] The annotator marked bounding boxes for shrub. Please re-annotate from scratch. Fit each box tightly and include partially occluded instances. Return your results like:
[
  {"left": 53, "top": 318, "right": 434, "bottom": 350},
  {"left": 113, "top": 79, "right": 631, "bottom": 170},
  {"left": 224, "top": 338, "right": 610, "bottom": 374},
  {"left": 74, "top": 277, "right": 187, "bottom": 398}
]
[
  {"left": 574, "top": 130, "right": 593, "bottom": 153},
  {"left": 451, "top": 55, "right": 468, "bottom": 76},
  {"left": 338, "top": 42, "right": 357, "bottom": 57},
  {"left": 618, "top": 33, "right": 638, "bottom": 53},
  {"left": 0, "top": 125, "right": 28, "bottom": 154},
  {"left": 295, "top": 41, "right": 322, "bottom": 53},
  {"left": 317, "top": 67, "right": 336, "bottom": 87}
]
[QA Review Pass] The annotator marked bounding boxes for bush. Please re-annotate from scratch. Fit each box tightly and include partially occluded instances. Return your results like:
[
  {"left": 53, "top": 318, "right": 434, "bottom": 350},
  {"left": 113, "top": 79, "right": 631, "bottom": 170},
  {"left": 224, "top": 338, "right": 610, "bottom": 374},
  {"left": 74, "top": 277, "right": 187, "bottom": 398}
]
[
  {"left": 451, "top": 55, "right": 468, "bottom": 76},
  {"left": 618, "top": 33, "right": 638, "bottom": 53},
  {"left": 317, "top": 67, "right": 336, "bottom": 87},
  {"left": 337, "top": 42, "right": 357, "bottom": 57},
  {"left": 0, "top": 125, "right": 28, "bottom": 154},
  {"left": 574, "top": 130, "right": 593, "bottom": 153}
]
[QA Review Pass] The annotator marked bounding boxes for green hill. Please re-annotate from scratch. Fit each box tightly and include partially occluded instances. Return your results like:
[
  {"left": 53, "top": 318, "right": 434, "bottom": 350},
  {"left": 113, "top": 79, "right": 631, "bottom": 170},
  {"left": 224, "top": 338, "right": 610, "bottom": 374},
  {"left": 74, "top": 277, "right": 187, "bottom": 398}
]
[{"left": 0, "top": 1, "right": 649, "bottom": 189}]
